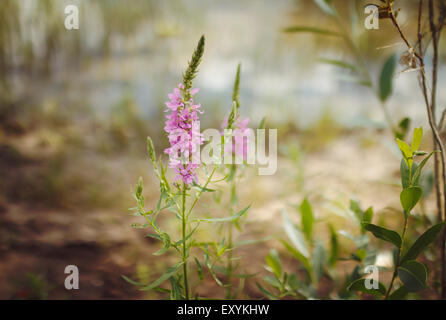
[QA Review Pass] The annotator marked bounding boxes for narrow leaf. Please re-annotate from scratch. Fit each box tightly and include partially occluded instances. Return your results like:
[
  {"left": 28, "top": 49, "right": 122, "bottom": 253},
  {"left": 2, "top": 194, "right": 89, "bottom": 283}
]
[
  {"left": 411, "top": 127, "right": 423, "bottom": 151},
  {"left": 282, "top": 209, "right": 310, "bottom": 257},
  {"left": 140, "top": 262, "right": 184, "bottom": 291},
  {"left": 300, "top": 198, "right": 314, "bottom": 241},
  {"left": 379, "top": 54, "right": 396, "bottom": 102},
  {"left": 411, "top": 151, "right": 438, "bottom": 185},
  {"left": 281, "top": 240, "right": 312, "bottom": 274},
  {"left": 266, "top": 249, "right": 282, "bottom": 279},
  {"left": 401, "top": 222, "right": 445, "bottom": 263},
  {"left": 329, "top": 224, "right": 339, "bottom": 266},
  {"left": 194, "top": 205, "right": 250, "bottom": 222},
  {"left": 319, "top": 58, "right": 358, "bottom": 72},
  {"left": 364, "top": 223, "right": 402, "bottom": 247},
  {"left": 282, "top": 26, "right": 340, "bottom": 36}
]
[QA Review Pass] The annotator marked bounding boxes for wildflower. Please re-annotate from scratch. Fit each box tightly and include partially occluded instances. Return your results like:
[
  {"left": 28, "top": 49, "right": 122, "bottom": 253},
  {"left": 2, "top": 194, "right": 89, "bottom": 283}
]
[
  {"left": 164, "top": 83, "right": 204, "bottom": 185},
  {"left": 222, "top": 115, "right": 251, "bottom": 161},
  {"left": 163, "top": 35, "right": 205, "bottom": 186}
]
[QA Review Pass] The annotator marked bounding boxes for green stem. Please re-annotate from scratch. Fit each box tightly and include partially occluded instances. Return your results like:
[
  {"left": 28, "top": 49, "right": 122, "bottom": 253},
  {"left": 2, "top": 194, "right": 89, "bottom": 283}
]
[
  {"left": 181, "top": 183, "right": 189, "bottom": 300},
  {"left": 186, "top": 166, "right": 217, "bottom": 218},
  {"left": 226, "top": 216, "right": 234, "bottom": 299},
  {"left": 226, "top": 165, "right": 237, "bottom": 299},
  {"left": 384, "top": 217, "right": 408, "bottom": 300}
]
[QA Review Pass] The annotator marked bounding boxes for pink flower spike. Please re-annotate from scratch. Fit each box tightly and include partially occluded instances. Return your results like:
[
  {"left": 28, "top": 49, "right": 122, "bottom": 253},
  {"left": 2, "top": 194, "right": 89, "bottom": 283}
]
[{"left": 164, "top": 83, "right": 204, "bottom": 186}]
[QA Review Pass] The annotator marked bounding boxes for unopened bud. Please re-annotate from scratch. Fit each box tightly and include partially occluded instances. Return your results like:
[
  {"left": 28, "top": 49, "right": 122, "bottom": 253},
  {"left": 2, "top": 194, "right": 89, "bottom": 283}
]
[{"left": 147, "top": 136, "right": 156, "bottom": 164}]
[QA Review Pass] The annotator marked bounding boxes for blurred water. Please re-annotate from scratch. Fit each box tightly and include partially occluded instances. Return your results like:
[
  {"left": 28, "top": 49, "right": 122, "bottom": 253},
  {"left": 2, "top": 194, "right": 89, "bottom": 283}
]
[{"left": 3, "top": 0, "right": 446, "bottom": 132}]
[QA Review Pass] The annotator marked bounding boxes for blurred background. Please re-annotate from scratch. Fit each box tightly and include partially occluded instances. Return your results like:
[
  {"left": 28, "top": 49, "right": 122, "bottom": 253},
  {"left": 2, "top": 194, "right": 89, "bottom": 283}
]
[{"left": 0, "top": 0, "right": 445, "bottom": 299}]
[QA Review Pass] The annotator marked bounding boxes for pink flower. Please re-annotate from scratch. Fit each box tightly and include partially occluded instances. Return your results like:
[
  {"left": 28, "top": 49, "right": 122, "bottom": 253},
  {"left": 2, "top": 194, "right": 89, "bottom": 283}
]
[
  {"left": 222, "top": 115, "right": 251, "bottom": 161},
  {"left": 164, "top": 84, "right": 204, "bottom": 186}
]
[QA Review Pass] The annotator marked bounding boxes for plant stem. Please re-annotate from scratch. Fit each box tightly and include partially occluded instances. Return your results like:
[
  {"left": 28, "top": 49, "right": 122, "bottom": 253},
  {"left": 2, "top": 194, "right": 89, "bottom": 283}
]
[
  {"left": 384, "top": 217, "right": 408, "bottom": 300},
  {"left": 181, "top": 183, "right": 189, "bottom": 300},
  {"left": 186, "top": 166, "right": 217, "bottom": 219},
  {"left": 427, "top": 0, "right": 446, "bottom": 298},
  {"left": 226, "top": 165, "right": 238, "bottom": 299},
  {"left": 226, "top": 221, "right": 233, "bottom": 299},
  {"left": 390, "top": 1, "right": 446, "bottom": 299}
]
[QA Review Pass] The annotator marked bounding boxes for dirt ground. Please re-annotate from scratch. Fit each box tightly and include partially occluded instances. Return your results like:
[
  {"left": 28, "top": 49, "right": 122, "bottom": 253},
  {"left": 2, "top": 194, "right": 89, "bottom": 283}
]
[{"left": 0, "top": 128, "right": 439, "bottom": 299}]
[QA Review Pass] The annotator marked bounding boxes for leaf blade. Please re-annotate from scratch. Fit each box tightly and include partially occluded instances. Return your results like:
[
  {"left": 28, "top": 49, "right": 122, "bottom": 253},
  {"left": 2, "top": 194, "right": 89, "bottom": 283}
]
[
  {"left": 347, "top": 278, "right": 386, "bottom": 296},
  {"left": 397, "top": 260, "right": 427, "bottom": 292},
  {"left": 401, "top": 222, "right": 445, "bottom": 264},
  {"left": 282, "top": 26, "right": 340, "bottom": 36},
  {"left": 379, "top": 54, "right": 396, "bottom": 102},
  {"left": 400, "top": 186, "right": 422, "bottom": 213},
  {"left": 364, "top": 223, "right": 402, "bottom": 247}
]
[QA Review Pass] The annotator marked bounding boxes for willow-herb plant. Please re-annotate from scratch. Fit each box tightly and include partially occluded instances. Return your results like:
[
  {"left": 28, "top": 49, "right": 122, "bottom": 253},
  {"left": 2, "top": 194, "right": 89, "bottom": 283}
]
[
  {"left": 123, "top": 36, "right": 250, "bottom": 300},
  {"left": 216, "top": 64, "right": 258, "bottom": 299},
  {"left": 347, "top": 127, "right": 445, "bottom": 299}
]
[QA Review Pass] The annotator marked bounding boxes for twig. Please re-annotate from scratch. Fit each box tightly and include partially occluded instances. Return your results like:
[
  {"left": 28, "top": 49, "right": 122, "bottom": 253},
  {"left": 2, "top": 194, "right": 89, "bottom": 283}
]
[
  {"left": 390, "top": 0, "right": 446, "bottom": 299},
  {"left": 428, "top": 0, "right": 446, "bottom": 299},
  {"left": 439, "top": 108, "right": 446, "bottom": 131}
]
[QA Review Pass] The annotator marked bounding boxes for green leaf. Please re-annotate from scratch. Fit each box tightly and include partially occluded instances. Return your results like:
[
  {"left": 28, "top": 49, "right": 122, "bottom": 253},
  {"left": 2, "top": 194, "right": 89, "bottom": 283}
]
[
  {"left": 400, "top": 186, "right": 422, "bottom": 214},
  {"left": 259, "top": 117, "right": 267, "bottom": 130},
  {"left": 329, "top": 224, "right": 338, "bottom": 266},
  {"left": 256, "top": 282, "right": 277, "bottom": 300},
  {"left": 411, "top": 151, "right": 438, "bottom": 185},
  {"left": 364, "top": 223, "right": 402, "bottom": 247},
  {"left": 311, "top": 241, "right": 326, "bottom": 283},
  {"left": 362, "top": 207, "right": 373, "bottom": 225},
  {"left": 354, "top": 249, "right": 367, "bottom": 262},
  {"left": 300, "top": 198, "right": 314, "bottom": 241},
  {"left": 361, "top": 207, "right": 373, "bottom": 233},
  {"left": 281, "top": 240, "right": 312, "bottom": 275},
  {"left": 194, "top": 257, "right": 204, "bottom": 280},
  {"left": 131, "top": 223, "right": 150, "bottom": 229},
  {"left": 411, "top": 127, "right": 423, "bottom": 151},
  {"left": 397, "top": 260, "right": 427, "bottom": 292},
  {"left": 282, "top": 26, "right": 340, "bottom": 36},
  {"left": 192, "top": 181, "right": 215, "bottom": 193},
  {"left": 193, "top": 205, "right": 250, "bottom": 222},
  {"left": 349, "top": 199, "right": 363, "bottom": 224},
  {"left": 282, "top": 209, "right": 310, "bottom": 257},
  {"left": 169, "top": 277, "right": 182, "bottom": 300},
  {"left": 153, "top": 232, "right": 171, "bottom": 256},
  {"left": 122, "top": 275, "right": 145, "bottom": 287},
  {"left": 396, "top": 117, "right": 411, "bottom": 140},
  {"left": 175, "top": 222, "right": 200, "bottom": 246},
  {"left": 379, "top": 54, "right": 396, "bottom": 102},
  {"left": 264, "top": 275, "right": 282, "bottom": 289},
  {"left": 388, "top": 285, "right": 409, "bottom": 300},
  {"left": 397, "top": 138, "right": 413, "bottom": 160},
  {"left": 401, "top": 222, "right": 446, "bottom": 264},
  {"left": 347, "top": 278, "right": 386, "bottom": 296},
  {"left": 234, "top": 236, "right": 272, "bottom": 247},
  {"left": 145, "top": 233, "right": 162, "bottom": 241},
  {"left": 401, "top": 159, "right": 420, "bottom": 189},
  {"left": 266, "top": 249, "right": 282, "bottom": 279},
  {"left": 319, "top": 58, "right": 357, "bottom": 72},
  {"left": 140, "top": 261, "right": 184, "bottom": 291}
]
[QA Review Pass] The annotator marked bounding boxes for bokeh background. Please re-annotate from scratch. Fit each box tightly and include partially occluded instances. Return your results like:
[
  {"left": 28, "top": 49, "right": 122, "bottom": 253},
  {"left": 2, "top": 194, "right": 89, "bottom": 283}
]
[{"left": 0, "top": 0, "right": 445, "bottom": 299}]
